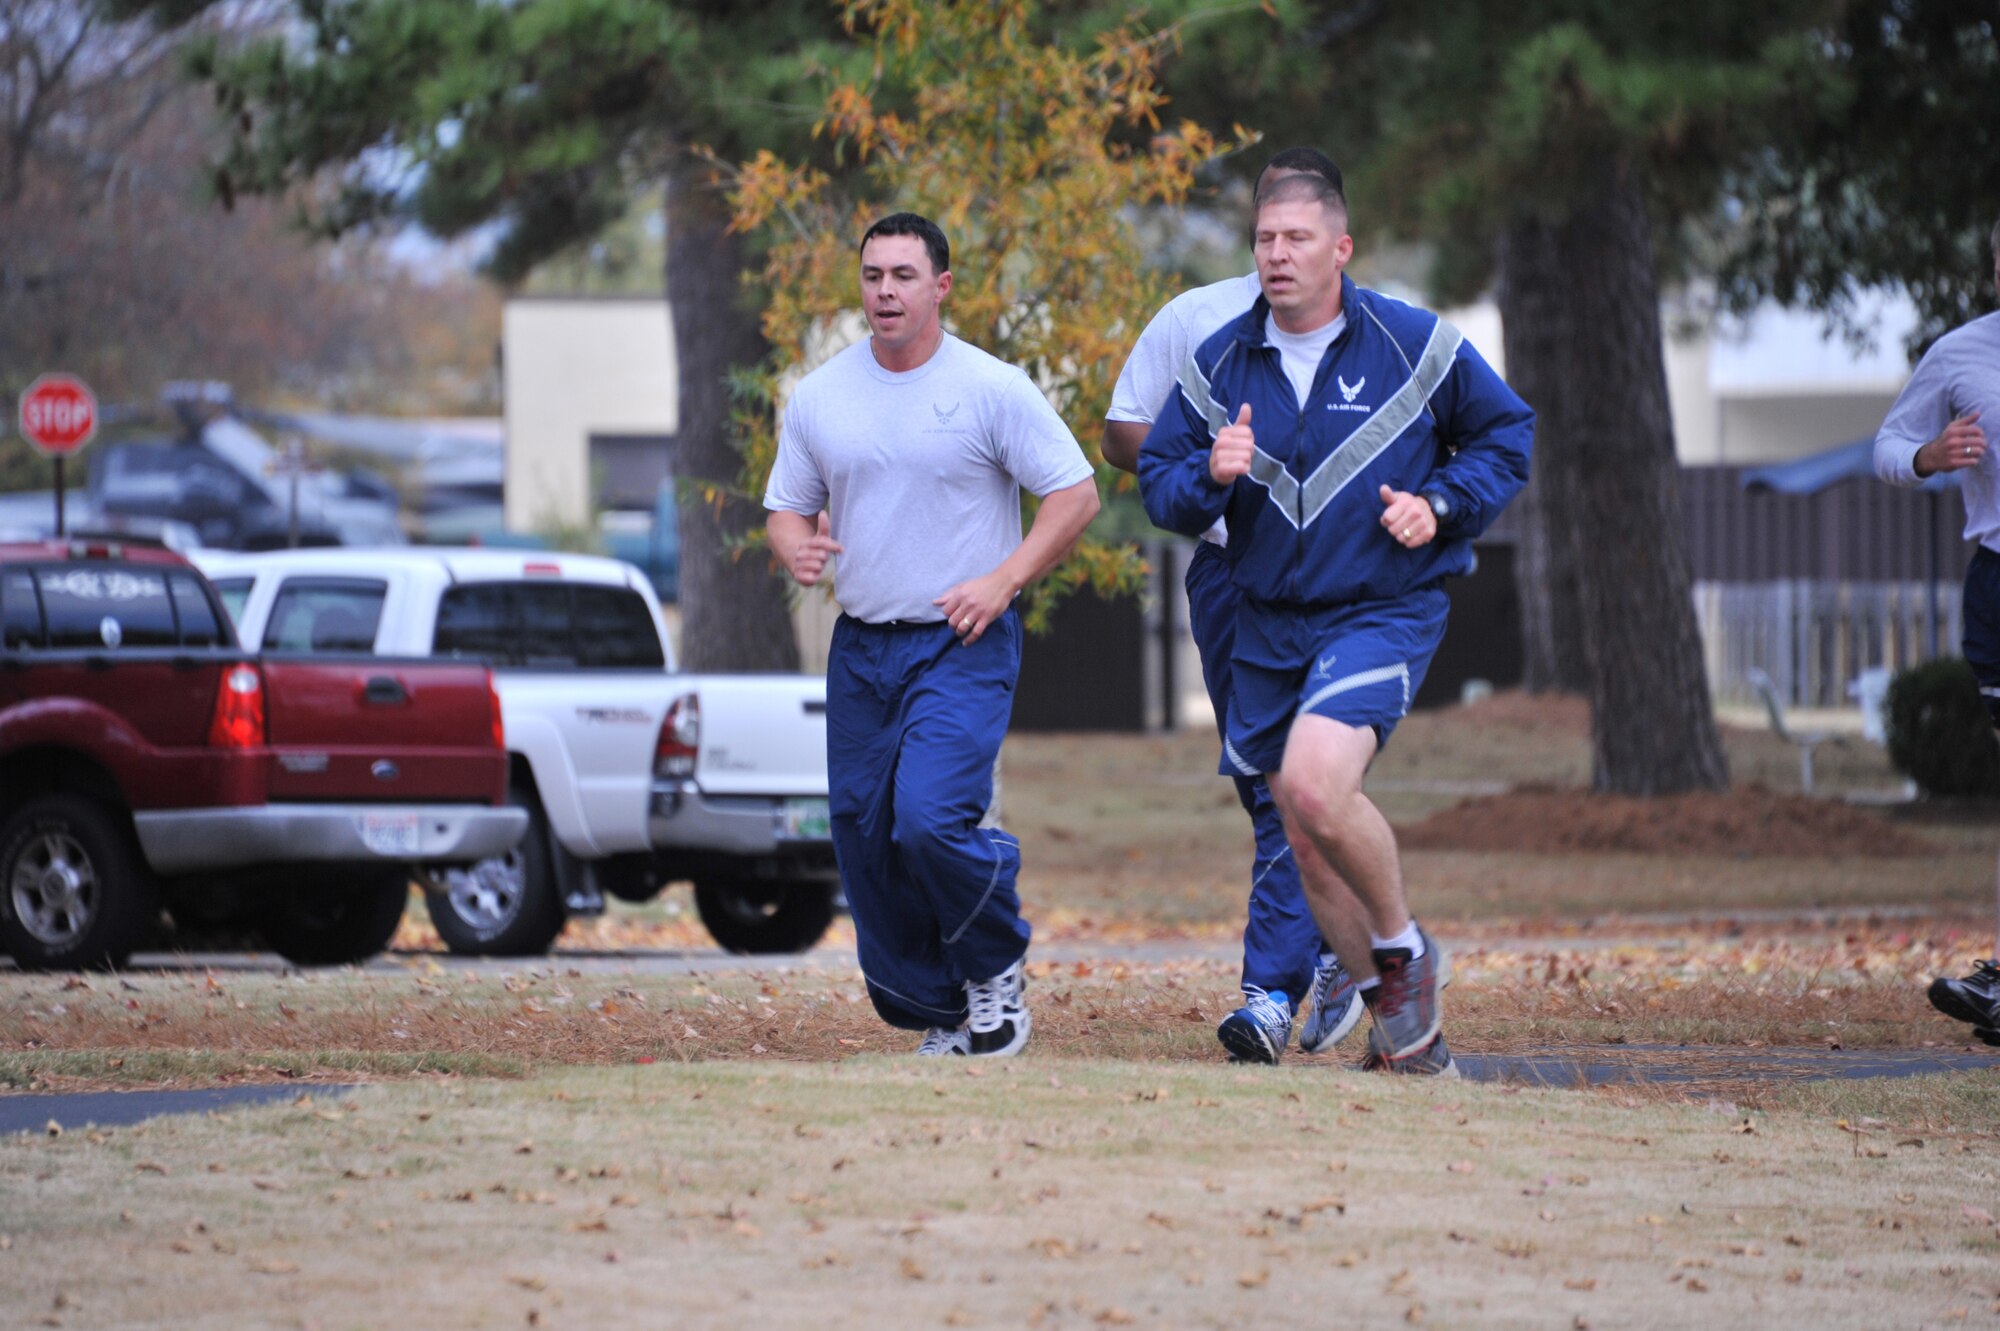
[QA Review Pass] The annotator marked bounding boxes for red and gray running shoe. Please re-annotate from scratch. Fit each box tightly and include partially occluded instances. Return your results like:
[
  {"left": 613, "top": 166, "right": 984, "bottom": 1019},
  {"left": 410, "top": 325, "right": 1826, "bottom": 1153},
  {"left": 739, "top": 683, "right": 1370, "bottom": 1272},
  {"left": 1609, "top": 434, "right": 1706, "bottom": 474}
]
[{"left": 1368, "top": 926, "right": 1446, "bottom": 1062}]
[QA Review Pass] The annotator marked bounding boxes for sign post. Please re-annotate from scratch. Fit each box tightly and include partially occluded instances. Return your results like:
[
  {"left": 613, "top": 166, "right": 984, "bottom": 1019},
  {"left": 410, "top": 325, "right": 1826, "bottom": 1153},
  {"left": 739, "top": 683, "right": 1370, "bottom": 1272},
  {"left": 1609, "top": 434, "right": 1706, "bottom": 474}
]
[{"left": 18, "top": 373, "right": 98, "bottom": 537}]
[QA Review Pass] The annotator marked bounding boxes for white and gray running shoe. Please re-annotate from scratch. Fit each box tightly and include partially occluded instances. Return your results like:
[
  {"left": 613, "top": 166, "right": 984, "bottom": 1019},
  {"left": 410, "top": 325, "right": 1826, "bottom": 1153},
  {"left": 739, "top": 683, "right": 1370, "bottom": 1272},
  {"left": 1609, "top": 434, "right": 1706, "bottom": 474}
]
[
  {"left": 916, "top": 1026, "right": 970, "bottom": 1057},
  {"left": 1298, "top": 957, "right": 1366, "bottom": 1055}
]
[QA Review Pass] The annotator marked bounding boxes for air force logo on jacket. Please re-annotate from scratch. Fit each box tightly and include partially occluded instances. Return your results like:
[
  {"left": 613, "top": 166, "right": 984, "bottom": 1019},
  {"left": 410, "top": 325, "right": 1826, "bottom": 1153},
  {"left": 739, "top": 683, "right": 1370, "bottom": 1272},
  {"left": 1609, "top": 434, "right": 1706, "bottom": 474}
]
[{"left": 1136, "top": 274, "right": 1534, "bottom": 607}]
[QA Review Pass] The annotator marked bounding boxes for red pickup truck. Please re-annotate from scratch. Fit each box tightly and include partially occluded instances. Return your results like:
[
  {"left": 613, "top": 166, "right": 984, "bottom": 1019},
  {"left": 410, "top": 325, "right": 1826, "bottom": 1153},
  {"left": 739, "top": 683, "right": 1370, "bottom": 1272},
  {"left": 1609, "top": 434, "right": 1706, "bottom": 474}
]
[{"left": 0, "top": 540, "right": 525, "bottom": 970}]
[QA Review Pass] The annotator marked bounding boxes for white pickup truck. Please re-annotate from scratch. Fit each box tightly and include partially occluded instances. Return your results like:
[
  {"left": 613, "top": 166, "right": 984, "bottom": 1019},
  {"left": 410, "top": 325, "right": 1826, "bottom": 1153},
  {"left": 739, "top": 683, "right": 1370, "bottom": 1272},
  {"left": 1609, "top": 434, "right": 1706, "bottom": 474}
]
[{"left": 193, "top": 547, "right": 837, "bottom": 957}]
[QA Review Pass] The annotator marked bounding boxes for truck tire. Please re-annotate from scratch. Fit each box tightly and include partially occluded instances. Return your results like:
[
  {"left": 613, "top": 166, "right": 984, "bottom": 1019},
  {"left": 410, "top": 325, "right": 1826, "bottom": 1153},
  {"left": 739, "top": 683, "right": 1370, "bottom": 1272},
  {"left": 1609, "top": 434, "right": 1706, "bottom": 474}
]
[
  {"left": 421, "top": 790, "right": 566, "bottom": 957},
  {"left": 260, "top": 871, "right": 410, "bottom": 967},
  {"left": 0, "top": 795, "right": 159, "bottom": 971},
  {"left": 694, "top": 879, "right": 837, "bottom": 955}
]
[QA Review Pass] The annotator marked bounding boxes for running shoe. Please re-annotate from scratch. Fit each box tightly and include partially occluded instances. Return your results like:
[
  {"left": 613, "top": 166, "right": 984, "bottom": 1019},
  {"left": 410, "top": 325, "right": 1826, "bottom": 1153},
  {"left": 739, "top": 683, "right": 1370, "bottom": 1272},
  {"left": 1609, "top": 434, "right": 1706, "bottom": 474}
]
[
  {"left": 1217, "top": 989, "right": 1294, "bottom": 1065},
  {"left": 1369, "top": 926, "right": 1446, "bottom": 1061},
  {"left": 966, "top": 959, "right": 1031, "bottom": 1057},
  {"left": 1928, "top": 959, "right": 2000, "bottom": 1029},
  {"left": 916, "top": 1027, "right": 969, "bottom": 1056},
  {"left": 1359, "top": 1024, "right": 1460, "bottom": 1078},
  {"left": 1298, "top": 957, "right": 1365, "bottom": 1055}
]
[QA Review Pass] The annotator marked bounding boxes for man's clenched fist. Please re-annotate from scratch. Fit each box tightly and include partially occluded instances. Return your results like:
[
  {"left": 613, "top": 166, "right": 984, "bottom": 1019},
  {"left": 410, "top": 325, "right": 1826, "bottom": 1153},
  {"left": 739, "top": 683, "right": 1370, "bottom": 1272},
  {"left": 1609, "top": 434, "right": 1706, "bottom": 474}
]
[{"left": 1210, "top": 402, "right": 1254, "bottom": 484}]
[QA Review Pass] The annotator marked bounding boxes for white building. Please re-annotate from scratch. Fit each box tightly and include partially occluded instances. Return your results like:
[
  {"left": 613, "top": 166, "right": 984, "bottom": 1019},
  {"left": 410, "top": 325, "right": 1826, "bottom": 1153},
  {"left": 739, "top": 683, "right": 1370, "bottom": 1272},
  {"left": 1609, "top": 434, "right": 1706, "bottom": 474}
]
[{"left": 501, "top": 297, "right": 678, "bottom": 531}]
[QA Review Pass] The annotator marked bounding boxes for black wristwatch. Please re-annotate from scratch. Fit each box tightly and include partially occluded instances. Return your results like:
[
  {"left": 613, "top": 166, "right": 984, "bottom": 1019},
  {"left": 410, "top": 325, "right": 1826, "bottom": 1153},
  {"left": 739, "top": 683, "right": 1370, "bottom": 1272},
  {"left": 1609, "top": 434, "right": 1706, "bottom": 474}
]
[{"left": 1420, "top": 488, "right": 1453, "bottom": 527}]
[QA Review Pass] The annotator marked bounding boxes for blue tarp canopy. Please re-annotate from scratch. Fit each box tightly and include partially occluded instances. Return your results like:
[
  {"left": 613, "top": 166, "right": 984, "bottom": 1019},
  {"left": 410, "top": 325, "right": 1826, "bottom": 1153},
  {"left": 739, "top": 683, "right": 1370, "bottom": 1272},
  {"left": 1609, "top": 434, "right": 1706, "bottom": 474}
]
[{"left": 1741, "top": 438, "right": 1959, "bottom": 495}]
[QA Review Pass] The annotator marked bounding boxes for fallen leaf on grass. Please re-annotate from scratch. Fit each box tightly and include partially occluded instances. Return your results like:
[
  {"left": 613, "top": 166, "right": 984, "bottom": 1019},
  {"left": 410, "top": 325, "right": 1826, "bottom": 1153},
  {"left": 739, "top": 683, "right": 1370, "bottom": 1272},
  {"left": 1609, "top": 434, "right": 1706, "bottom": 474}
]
[
  {"left": 1236, "top": 1270, "right": 1268, "bottom": 1289},
  {"left": 1446, "top": 1161, "right": 1475, "bottom": 1174},
  {"left": 1495, "top": 1239, "right": 1538, "bottom": 1259},
  {"left": 1563, "top": 1278, "right": 1596, "bottom": 1292},
  {"left": 134, "top": 1161, "right": 167, "bottom": 1175},
  {"left": 900, "top": 1258, "right": 925, "bottom": 1281},
  {"left": 251, "top": 1179, "right": 286, "bottom": 1193},
  {"left": 509, "top": 1276, "right": 548, "bottom": 1292},
  {"left": 1405, "top": 1306, "right": 1426, "bottom": 1325},
  {"left": 1095, "top": 1309, "right": 1134, "bottom": 1325},
  {"left": 1962, "top": 1206, "right": 1995, "bottom": 1227},
  {"left": 251, "top": 1259, "right": 298, "bottom": 1275}
]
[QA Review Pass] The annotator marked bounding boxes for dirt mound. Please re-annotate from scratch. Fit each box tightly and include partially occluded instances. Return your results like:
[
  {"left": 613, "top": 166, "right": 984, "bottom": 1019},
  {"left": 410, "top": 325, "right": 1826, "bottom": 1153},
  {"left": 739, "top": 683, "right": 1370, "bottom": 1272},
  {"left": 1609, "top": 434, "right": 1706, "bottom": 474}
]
[{"left": 1399, "top": 783, "right": 1930, "bottom": 857}]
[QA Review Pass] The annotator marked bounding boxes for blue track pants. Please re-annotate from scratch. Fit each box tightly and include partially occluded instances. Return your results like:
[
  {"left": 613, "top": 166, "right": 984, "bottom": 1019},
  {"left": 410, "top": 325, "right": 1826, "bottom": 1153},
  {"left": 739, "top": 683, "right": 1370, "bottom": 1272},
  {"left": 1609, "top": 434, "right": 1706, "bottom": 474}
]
[
  {"left": 1184, "top": 542, "right": 1325, "bottom": 1002},
  {"left": 827, "top": 610, "right": 1029, "bottom": 1031}
]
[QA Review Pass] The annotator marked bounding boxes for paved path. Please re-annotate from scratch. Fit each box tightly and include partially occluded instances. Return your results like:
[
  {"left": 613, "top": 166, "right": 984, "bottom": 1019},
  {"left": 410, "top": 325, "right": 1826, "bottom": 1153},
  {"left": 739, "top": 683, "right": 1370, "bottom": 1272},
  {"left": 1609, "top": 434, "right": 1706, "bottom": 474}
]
[
  {"left": 0, "top": 1085, "right": 353, "bottom": 1137},
  {"left": 3, "top": 1045, "right": 1991, "bottom": 1137}
]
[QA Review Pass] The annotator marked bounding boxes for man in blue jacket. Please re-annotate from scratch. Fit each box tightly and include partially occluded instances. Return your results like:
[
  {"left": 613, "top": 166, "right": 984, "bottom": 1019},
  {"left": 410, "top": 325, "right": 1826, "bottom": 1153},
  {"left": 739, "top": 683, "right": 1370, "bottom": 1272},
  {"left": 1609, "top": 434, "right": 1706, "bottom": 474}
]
[{"left": 1138, "top": 172, "right": 1533, "bottom": 1073}]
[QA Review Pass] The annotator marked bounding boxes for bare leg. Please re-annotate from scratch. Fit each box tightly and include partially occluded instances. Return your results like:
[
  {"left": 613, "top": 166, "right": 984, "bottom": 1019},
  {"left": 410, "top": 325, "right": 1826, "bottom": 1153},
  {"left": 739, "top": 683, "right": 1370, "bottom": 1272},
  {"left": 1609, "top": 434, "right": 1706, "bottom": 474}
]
[
  {"left": 1275, "top": 800, "right": 1377, "bottom": 984},
  {"left": 1270, "top": 713, "right": 1412, "bottom": 940}
]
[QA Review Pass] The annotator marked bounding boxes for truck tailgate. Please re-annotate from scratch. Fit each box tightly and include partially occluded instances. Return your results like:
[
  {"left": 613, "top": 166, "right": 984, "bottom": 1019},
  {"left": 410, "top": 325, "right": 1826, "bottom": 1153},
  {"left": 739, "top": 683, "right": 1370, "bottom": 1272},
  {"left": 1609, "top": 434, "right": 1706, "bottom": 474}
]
[
  {"left": 690, "top": 675, "right": 828, "bottom": 798},
  {"left": 260, "top": 657, "right": 504, "bottom": 804}
]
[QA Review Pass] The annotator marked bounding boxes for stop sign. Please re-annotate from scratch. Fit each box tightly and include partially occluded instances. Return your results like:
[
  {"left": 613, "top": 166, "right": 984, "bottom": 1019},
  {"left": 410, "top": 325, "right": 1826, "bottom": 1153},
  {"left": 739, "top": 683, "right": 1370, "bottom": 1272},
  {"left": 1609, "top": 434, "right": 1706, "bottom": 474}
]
[{"left": 18, "top": 373, "right": 98, "bottom": 457}]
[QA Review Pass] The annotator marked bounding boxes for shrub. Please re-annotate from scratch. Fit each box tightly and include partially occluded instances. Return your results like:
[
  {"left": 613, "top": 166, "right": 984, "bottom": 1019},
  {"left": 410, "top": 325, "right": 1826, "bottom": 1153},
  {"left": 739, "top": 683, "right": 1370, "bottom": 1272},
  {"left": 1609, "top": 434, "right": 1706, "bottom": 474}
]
[{"left": 1884, "top": 657, "right": 2000, "bottom": 797}]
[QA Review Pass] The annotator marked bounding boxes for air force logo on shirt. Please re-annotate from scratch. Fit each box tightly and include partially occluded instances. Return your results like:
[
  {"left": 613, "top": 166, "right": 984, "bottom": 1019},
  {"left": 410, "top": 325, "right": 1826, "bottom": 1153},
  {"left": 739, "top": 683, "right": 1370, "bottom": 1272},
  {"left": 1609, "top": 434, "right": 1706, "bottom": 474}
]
[{"left": 1328, "top": 375, "right": 1371, "bottom": 414}]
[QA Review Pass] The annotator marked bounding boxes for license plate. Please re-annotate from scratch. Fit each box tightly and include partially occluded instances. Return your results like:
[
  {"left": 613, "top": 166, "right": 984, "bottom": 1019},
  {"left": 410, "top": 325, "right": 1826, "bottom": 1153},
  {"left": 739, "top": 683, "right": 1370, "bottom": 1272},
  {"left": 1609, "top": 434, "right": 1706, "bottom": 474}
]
[
  {"left": 360, "top": 811, "right": 421, "bottom": 857},
  {"left": 782, "top": 798, "right": 830, "bottom": 841}
]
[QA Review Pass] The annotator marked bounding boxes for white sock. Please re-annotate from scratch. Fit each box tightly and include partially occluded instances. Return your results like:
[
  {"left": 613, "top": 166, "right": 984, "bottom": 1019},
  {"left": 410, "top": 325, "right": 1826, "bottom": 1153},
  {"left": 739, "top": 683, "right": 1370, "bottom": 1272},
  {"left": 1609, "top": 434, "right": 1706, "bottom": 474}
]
[
  {"left": 1371, "top": 923, "right": 1424, "bottom": 959},
  {"left": 1356, "top": 976, "right": 1380, "bottom": 994}
]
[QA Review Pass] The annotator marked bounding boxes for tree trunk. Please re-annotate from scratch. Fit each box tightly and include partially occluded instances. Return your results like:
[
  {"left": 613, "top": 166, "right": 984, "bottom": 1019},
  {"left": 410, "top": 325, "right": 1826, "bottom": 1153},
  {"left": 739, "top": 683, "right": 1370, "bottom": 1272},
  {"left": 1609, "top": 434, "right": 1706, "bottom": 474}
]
[
  {"left": 1495, "top": 159, "right": 1728, "bottom": 795},
  {"left": 1506, "top": 454, "right": 1591, "bottom": 695},
  {"left": 663, "top": 166, "right": 802, "bottom": 673}
]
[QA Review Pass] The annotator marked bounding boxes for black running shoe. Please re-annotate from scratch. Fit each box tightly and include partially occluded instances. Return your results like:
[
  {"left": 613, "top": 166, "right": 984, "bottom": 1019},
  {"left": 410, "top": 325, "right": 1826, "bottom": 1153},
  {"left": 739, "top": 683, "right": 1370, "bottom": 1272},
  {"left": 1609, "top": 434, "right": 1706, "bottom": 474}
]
[
  {"left": 966, "top": 960, "right": 1030, "bottom": 1056},
  {"left": 1928, "top": 959, "right": 2000, "bottom": 1029}
]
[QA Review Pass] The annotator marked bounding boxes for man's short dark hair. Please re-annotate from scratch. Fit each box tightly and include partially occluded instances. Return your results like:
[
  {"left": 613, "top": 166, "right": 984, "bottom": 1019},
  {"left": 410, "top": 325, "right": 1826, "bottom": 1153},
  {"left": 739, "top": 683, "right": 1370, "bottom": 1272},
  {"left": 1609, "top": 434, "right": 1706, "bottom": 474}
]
[
  {"left": 1260, "top": 147, "right": 1343, "bottom": 196},
  {"left": 860, "top": 212, "right": 950, "bottom": 277},
  {"left": 1255, "top": 171, "right": 1350, "bottom": 231}
]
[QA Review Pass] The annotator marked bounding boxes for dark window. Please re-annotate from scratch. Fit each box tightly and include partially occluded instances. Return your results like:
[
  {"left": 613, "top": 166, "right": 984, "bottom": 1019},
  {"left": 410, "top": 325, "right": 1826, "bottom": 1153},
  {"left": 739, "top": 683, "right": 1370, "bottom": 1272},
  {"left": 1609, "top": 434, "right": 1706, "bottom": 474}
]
[
  {"left": 169, "top": 573, "right": 227, "bottom": 648},
  {"left": 36, "top": 565, "right": 179, "bottom": 649},
  {"left": 573, "top": 584, "right": 666, "bottom": 669},
  {"left": 209, "top": 577, "right": 252, "bottom": 628},
  {"left": 434, "top": 581, "right": 663, "bottom": 670},
  {"left": 2, "top": 570, "right": 42, "bottom": 648},
  {"left": 265, "top": 578, "right": 387, "bottom": 652}
]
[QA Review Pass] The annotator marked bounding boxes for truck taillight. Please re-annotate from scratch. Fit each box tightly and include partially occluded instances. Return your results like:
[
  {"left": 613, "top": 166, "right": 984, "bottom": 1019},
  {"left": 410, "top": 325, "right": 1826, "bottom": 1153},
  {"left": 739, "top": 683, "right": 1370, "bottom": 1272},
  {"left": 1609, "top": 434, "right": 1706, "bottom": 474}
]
[
  {"left": 208, "top": 664, "right": 266, "bottom": 749},
  {"left": 488, "top": 676, "right": 506, "bottom": 751},
  {"left": 654, "top": 694, "right": 699, "bottom": 780}
]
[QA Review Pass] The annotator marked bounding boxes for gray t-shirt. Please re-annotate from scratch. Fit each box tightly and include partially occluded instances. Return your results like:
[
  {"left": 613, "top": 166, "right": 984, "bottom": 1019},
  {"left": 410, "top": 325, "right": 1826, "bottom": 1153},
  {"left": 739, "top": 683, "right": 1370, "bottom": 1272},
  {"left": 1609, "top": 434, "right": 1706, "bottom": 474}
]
[
  {"left": 1875, "top": 310, "right": 2000, "bottom": 553},
  {"left": 1108, "top": 272, "right": 1263, "bottom": 547},
  {"left": 765, "top": 333, "right": 1094, "bottom": 624}
]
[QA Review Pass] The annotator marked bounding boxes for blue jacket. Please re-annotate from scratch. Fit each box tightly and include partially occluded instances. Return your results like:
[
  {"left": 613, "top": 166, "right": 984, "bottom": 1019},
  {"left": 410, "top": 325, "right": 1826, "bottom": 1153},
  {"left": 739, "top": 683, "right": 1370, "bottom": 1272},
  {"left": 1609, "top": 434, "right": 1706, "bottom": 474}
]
[{"left": 1138, "top": 276, "right": 1533, "bottom": 606}]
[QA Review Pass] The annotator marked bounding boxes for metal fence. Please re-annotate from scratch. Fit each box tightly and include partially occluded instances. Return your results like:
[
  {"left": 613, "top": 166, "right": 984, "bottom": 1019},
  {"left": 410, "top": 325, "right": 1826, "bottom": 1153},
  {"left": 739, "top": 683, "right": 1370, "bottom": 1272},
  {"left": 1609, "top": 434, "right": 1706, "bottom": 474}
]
[{"left": 1696, "top": 579, "right": 1963, "bottom": 709}]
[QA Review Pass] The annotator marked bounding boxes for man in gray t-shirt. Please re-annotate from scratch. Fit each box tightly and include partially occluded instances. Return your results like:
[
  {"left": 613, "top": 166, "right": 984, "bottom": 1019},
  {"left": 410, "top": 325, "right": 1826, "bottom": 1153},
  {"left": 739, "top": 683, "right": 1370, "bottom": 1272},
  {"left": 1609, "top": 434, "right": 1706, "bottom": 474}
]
[{"left": 765, "top": 211, "right": 1099, "bottom": 1058}]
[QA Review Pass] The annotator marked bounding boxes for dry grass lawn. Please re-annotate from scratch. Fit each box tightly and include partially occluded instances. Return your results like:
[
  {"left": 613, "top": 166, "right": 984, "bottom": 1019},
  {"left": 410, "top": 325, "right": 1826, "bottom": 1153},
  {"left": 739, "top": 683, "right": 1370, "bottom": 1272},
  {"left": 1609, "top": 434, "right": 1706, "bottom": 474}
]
[
  {"left": 5, "top": 692, "right": 1999, "bottom": 1328},
  {"left": 4, "top": 1061, "right": 1997, "bottom": 1330}
]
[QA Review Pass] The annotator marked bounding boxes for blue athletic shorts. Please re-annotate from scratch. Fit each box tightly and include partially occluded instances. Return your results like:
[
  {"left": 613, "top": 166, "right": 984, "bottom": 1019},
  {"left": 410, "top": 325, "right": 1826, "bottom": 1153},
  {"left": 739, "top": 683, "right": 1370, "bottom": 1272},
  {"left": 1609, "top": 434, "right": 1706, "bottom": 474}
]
[{"left": 1222, "top": 586, "right": 1450, "bottom": 777}]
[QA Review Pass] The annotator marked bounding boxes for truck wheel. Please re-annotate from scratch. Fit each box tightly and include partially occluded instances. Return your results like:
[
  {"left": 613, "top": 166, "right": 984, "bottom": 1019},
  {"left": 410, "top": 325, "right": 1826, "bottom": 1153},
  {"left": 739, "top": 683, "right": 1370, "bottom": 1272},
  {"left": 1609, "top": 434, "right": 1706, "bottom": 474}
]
[
  {"left": 260, "top": 871, "right": 410, "bottom": 967},
  {"left": 0, "top": 795, "right": 159, "bottom": 971},
  {"left": 694, "top": 879, "right": 837, "bottom": 955},
  {"left": 421, "top": 791, "right": 565, "bottom": 957}
]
